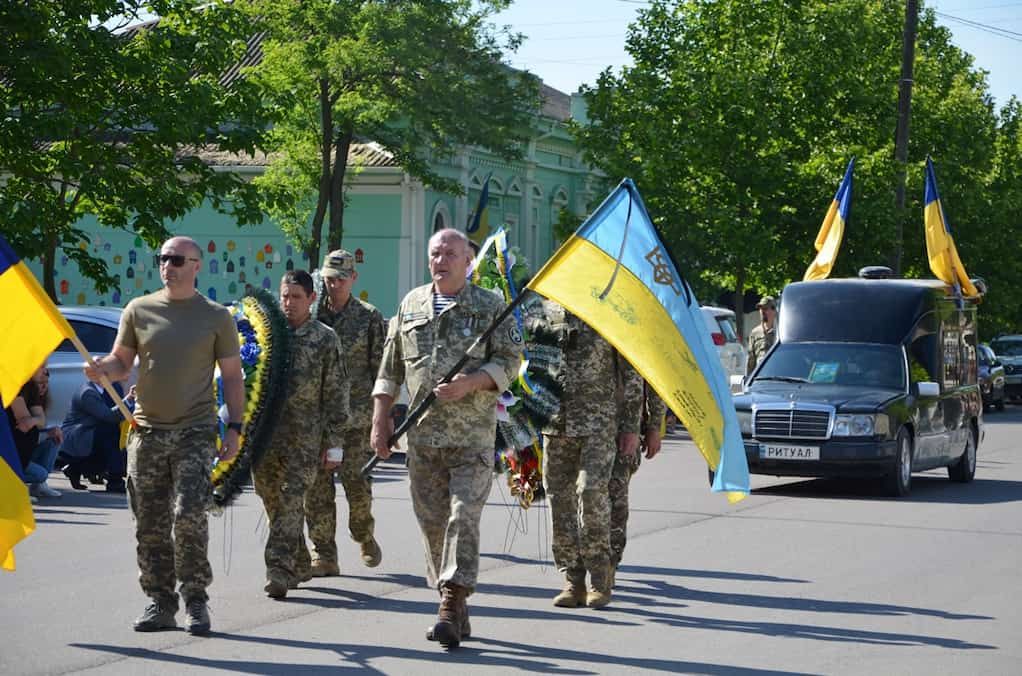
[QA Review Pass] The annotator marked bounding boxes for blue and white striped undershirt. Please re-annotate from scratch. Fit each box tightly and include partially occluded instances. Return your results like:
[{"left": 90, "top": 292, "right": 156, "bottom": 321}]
[{"left": 433, "top": 292, "right": 458, "bottom": 315}]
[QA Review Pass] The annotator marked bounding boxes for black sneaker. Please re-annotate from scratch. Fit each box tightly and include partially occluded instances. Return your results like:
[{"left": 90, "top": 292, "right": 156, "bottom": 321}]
[
  {"left": 185, "top": 599, "right": 211, "bottom": 636},
  {"left": 133, "top": 602, "right": 177, "bottom": 632}
]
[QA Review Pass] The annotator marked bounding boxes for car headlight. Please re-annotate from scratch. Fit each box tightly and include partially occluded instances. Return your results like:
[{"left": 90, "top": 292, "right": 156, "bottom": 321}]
[
  {"left": 833, "top": 413, "right": 889, "bottom": 437},
  {"left": 735, "top": 410, "right": 753, "bottom": 436}
]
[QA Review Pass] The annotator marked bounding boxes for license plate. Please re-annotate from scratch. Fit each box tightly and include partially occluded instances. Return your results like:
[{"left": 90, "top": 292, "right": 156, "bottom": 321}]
[
  {"left": 1005, "top": 375, "right": 1022, "bottom": 385},
  {"left": 759, "top": 443, "right": 820, "bottom": 460}
]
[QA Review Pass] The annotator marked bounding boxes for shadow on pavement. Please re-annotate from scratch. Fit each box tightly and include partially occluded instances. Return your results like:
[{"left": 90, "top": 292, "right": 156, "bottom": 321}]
[
  {"left": 614, "top": 576, "right": 992, "bottom": 621},
  {"left": 286, "top": 584, "right": 639, "bottom": 629},
  {"left": 754, "top": 476, "right": 1022, "bottom": 504},
  {"left": 70, "top": 633, "right": 818, "bottom": 675},
  {"left": 607, "top": 605, "right": 996, "bottom": 650},
  {"left": 481, "top": 553, "right": 809, "bottom": 584}
]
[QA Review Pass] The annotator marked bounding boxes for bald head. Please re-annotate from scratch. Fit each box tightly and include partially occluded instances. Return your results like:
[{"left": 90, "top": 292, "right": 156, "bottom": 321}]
[
  {"left": 429, "top": 228, "right": 470, "bottom": 254},
  {"left": 164, "top": 236, "right": 202, "bottom": 260},
  {"left": 159, "top": 236, "right": 202, "bottom": 299}
]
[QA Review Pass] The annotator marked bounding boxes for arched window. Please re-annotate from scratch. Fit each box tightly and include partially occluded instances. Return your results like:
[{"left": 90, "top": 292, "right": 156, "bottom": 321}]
[
  {"left": 431, "top": 200, "right": 451, "bottom": 233},
  {"left": 507, "top": 176, "right": 523, "bottom": 197}
]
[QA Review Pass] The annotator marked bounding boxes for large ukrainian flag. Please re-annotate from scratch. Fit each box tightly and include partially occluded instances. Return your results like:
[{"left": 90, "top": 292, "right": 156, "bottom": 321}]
[
  {"left": 924, "top": 157, "right": 978, "bottom": 297},
  {"left": 0, "top": 234, "right": 76, "bottom": 570},
  {"left": 526, "top": 179, "right": 750, "bottom": 501},
  {"left": 804, "top": 158, "right": 854, "bottom": 281},
  {"left": 1, "top": 399, "right": 35, "bottom": 571}
]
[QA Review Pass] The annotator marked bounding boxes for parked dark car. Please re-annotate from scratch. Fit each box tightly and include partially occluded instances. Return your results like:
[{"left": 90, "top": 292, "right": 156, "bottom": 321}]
[
  {"left": 989, "top": 334, "right": 1022, "bottom": 400},
  {"left": 732, "top": 269, "right": 981, "bottom": 497},
  {"left": 977, "top": 344, "right": 1006, "bottom": 411}
]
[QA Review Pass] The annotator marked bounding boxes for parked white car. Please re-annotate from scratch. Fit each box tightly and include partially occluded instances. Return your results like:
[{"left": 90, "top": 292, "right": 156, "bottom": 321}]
[
  {"left": 700, "top": 305, "right": 747, "bottom": 391},
  {"left": 45, "top": 307, "right": 134, "bottom": 429}
]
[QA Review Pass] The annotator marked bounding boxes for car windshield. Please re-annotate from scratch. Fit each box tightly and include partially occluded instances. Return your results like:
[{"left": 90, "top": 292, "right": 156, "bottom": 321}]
[
  {"left": 990, "top": 339, "right": 1022, "bottom": 357},
  {"left": 754, "top": 342, "right": 906, "bottom": 390}
]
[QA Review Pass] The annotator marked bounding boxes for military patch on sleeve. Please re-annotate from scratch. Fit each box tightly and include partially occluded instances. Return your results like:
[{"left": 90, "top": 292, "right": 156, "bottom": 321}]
[{"left": 508, "top": 326, "right": 523, "bottom": 345}]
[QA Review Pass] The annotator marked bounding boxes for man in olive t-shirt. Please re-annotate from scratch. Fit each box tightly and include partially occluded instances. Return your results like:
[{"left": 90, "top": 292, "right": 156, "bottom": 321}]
[{"left": 86, "top": 236, "right": 245, "bottom": 636}]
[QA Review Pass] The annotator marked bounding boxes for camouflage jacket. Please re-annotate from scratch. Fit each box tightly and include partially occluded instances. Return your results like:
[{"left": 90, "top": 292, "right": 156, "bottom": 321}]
[
  {"left": 530, "top": 301, "right": 643, "bottom": 438},
  {"left": 269, "top": 318, "right": 349, "bottom": 457},
  {"left": 638, "top": 384, "right": 669, "bottom": 436},
  {"left": 320, "top": 296, "right": 386, "bottom": 430},
  {"left": 747, "top": 322, "right": 776, "bottom": 372},
  {"left": 373, "top": 282, "right": 523, "bottom": 449}
]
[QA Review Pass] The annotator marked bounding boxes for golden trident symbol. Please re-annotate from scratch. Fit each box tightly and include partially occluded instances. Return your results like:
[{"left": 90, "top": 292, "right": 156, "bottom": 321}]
[{"left": 645, "top": 245, "right": 682, "bottom": 296}]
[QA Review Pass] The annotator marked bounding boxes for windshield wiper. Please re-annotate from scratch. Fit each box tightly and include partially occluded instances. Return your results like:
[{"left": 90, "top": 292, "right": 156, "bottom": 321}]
[{"left": 755, "top": 376, "right": 811, "bottom": 384}]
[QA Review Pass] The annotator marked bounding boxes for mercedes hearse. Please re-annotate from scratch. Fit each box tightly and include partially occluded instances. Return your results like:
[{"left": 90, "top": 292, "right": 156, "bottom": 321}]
[{"left": 732, "top": 268, "right": 982, "bottom": 496}]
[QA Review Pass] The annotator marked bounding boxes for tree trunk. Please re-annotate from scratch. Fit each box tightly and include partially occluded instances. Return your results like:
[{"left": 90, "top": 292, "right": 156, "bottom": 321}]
[
  {"left": 42, "top": 231, "right": 58, "bottom": 302},
  {"left": 327, "top": 128, "right": 352, "bottom": 250},
  {"left": 732, "top": 265, "right": 746, "bottom": 341},
  {"left": 307, "top": 78, "right": 333, "bottom": 267}
]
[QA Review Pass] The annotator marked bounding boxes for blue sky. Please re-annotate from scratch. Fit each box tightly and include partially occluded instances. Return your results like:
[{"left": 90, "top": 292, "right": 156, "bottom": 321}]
[{"left": 494, "top": 0, "right": 1022, "bottom": 109}]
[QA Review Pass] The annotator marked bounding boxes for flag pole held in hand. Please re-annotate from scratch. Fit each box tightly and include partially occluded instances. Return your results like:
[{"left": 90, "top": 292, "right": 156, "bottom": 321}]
[{"left": 361, "top": 290, "right": 532, "bottom": 479}]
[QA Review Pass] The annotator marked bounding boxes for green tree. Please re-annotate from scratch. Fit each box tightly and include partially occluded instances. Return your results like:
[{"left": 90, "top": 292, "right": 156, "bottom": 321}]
[
  {"left": 0, "top": 1, "right": 267, "bottom": 299},
  {"left": 576, "top": 0, "right": 1020, "bottom": 330},
  {"left": 243, "top": 0, "right": 540, "bottom": 265}
]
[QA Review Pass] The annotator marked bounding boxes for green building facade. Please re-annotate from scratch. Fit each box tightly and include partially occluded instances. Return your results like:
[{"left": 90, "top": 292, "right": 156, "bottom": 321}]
[{"left": 30, "top": 84, "right": 602, "bottom": 317}]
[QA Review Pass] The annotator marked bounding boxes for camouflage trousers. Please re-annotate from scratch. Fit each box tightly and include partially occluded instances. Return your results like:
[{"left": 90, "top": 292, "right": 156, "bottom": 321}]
[
  {"left": 407, "top": 444, "right": 493, "bottom": 593},
  {"left": 126, "top": 425, "right": 216, "bottom": 610},
  {"left": 609, "top": 448, "right": 642, "bottom": 567},
  {"left": 252, "top": 444, "right": 320, "bottom": 581},
  {"left": 542, "top": 434, "right": 616, "bottom": 579},
  {"left": 305, "top": 427, "right": 376, "bottom": 564}
]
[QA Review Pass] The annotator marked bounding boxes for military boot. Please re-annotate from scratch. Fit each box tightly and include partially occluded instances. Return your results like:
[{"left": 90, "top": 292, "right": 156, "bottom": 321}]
[
  {"left": 586, "top": 566, "right": 613, "bottom": 608},
  {"left": 430, "top": 583, "right": 467, "bottom": 650},
  {"left": 309, "top": 556, "right": 340, "bottom": 577},
  {"left": 426, "top": 589, "right": 471, "bottom": 641},
  {"left": 133, "top": 601, "right": 177, "bottom": 632},
  {"left": 552, "top": 570, "right": 588, "bottom": 608},
  {"left": 264, "top": 569, "right": 289, "bottom": 599},
  {"left": 360, "top": 537, "right": 382, "bottom": 568}
]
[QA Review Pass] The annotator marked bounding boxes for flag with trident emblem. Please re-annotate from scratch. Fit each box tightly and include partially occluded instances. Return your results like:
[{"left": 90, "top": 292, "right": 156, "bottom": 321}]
[{"left": 525, "top": 179, "right": 749, "bottom": 502}]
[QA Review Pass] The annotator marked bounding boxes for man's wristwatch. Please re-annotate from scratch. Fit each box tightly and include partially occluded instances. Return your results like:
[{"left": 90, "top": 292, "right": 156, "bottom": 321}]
[{"left": 227, "top": 421, "right": 244, "bottom": 434}]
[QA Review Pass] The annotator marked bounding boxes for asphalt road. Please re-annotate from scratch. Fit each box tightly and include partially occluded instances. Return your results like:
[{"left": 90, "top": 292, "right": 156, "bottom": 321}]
[{"left": 2, "top": 408, "right": 1020, "bottom": 675}]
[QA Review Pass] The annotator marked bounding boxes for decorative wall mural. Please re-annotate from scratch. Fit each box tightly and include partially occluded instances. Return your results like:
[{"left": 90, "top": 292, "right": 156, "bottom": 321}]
[{"left": 37, "top": 231, "right": 373, "bottom": 311}]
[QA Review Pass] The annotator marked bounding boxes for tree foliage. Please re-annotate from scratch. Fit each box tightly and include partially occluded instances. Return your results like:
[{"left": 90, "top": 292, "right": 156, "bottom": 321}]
[
  {"left": 0, "top": 1, "right": 267, "bottom": 299},
  {"left": 576, "top": 0, "right": 1022, "bottom": 334},
  {"left": 242, "top": 0, "right": 540, "bottom": 265}
]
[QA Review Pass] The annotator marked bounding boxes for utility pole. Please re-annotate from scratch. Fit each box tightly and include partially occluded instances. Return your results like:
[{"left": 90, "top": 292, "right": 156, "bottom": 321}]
[{"left": 892, "top": 0, "right": 918, "bottom": 275}]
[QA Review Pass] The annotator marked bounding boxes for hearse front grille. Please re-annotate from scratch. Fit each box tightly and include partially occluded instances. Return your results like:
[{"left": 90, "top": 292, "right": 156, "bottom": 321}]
[{"left": 754, "top": 407, "right": 832, "bottom": 440}]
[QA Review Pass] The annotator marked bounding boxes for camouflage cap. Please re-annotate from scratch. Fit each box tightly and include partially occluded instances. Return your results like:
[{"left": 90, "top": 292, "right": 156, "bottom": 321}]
[
  {"left": 757, "top": 295, "right": 776, "bottom": 308},
  {"left": 321, "top": 249, "right": 355, "bottom": 279}
]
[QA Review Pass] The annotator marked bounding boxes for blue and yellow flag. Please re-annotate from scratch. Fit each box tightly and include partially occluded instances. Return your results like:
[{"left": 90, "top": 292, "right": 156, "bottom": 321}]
[
  {"left": 466, "top": 172, "right": 492, "bottom": 246},
  {"left": 0, "top": 235, "right": 76, "bottom": 404},
  {"left": 1, "top": 395, "right": 35, "bottom": 571},
  {"left": 0, "top": 234, "right": 76, "bottom": 570},
  {"left": 804, "top": 158, "right": 854, "bottom": 281},
  {"left": 525, "top": 179, "right": 750, "bottom": 502},
  {"left": 924, "top": 157, "right": 978, "bottom": 297}
]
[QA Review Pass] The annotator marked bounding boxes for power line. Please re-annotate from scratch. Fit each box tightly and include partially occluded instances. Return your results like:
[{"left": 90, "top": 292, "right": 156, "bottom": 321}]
[{"left": 936, "top": 10, "right": 1022, "bottom": 42}]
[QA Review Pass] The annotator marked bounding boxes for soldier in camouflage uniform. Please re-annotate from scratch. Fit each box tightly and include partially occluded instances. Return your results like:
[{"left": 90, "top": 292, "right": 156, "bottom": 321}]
[
  {"left": 371, "top": 228, "right": 522, "bottom": 650},
  {"left": 253, "top": 270, "right": 349, "bottom": 599},
  {"left": 85, "top": 236, "right": 245, "bottom": 635},
  {"left": 746, "top": 295, "right": 777, "bottom": 372},
  {"left": 528, "top": 301, "right": 642, "bottom": 609},
  {"left": 305, "top": 250, "right": 386, "bottom": 576},
  {"left": 608, "top": 382, "right": 667, "bottom": 587}
]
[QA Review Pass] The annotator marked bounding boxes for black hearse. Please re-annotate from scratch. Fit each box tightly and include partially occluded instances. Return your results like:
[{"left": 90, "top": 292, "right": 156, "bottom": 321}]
[{"left": 733, "top": 268, "right": 982, "bottom": 496}]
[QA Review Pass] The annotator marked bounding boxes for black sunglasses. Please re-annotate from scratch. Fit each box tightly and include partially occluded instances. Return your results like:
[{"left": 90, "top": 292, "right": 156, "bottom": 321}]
[{"left": 159, "top": 254, "right": 200, "bottom": 267}]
